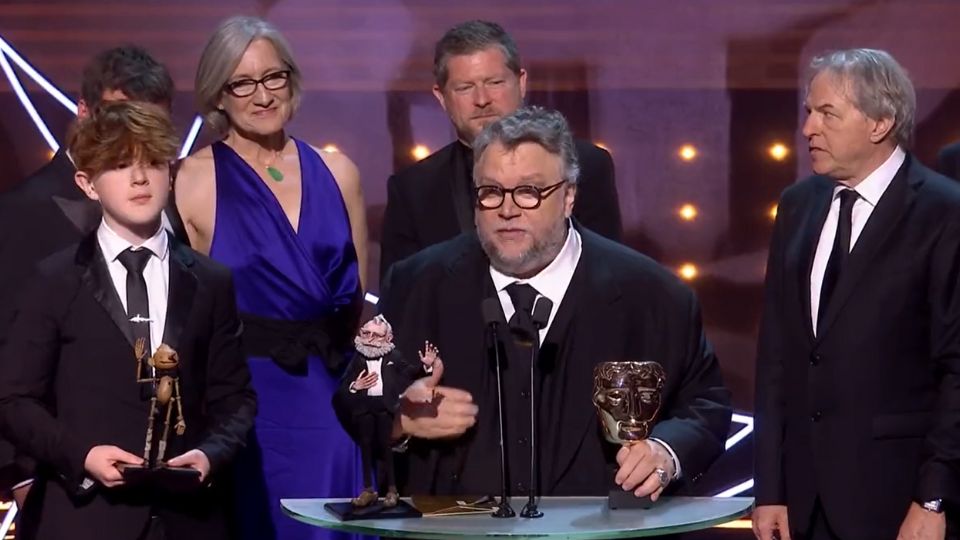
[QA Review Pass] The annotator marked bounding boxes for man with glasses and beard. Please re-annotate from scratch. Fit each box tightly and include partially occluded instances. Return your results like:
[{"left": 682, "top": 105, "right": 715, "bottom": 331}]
[{"left": 379, "top": 106, "right": 731, "bottom": 500}]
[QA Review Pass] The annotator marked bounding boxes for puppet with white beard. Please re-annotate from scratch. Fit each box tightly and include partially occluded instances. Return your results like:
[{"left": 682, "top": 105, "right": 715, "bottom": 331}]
[{"left": 333, "top": 315, "right": 440, "bottom": 508}]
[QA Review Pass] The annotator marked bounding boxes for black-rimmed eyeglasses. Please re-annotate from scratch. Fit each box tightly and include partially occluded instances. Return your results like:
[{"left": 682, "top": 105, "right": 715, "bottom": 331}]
[
  {"left": 223, "top": 70, "right": 291, "bottom": 98},
  {"left": 475, "top": 180, "right": 567, "bottom": 210}
]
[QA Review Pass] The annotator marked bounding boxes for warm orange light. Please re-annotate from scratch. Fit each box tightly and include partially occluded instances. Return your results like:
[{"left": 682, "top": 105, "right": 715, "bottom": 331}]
[
  {"left": 595, "top": 141, "right": 610, "bottom": 152},
  {"left": 411, "top": 144, "right": 431, "bottom": 160},
  {"left": 678, "top": 263, "right": 699, "bottom": 281},
  {"left": 768, "top": 142, "right": 789, "bottom": 161},
  {"left": 678, "top": 144, "right": 697, "bottom": 161},
  {"left": 321, "top": 144, "right": 340, "bottom": 153},
  {"left": 678, "top": 203, "right": 698, "bottom": 221},
  {"left": 768, "top": 204, "right": 778, "bottom": 220},
  {"left": 46, "top": 148, "right": 56, "bottom": 160},
  {"left": 714, "top": 518, "right": 753, "bottom": 529}
]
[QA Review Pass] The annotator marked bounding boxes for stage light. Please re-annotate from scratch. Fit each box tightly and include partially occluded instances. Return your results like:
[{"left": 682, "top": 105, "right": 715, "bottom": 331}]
[
  {"left": 678, "top": 203, "right": 698, "bottom": 221},
  {"left": 179, "top": 116, "right": 203, "bottom": 159},
  {"left": 321, "top": 144, "right": 340, "bottom": 153},
  {"left": 46, "top": 149, "right": 55, "bottom": 160},
  {"left": 678, "top": 144, "right": 697, "bottom": 161},
  {"left": 768, "top": 142, "right": 789, "bottom": 161},
  {"left": 715, "top": 478, "right": 754, "bottom": 498},
  {"left": 595, "top": 141, "right": 609, "bottom": 152},
  {"left": 678, "top": 263, "right": 698, "bottom": 281},
  {"left": 411, "top": 144, "right": 430, "bottom": 160},
  {"left": 768, "top": 204, "right": 778, "bottom": 220},
  {"left": 714, "top": 519, "right": 753, "bottom": 529}
]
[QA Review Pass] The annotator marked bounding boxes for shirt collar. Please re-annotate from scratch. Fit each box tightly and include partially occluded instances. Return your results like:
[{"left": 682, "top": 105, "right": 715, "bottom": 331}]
[
  {"left": 489, "top": 221, "right": 582, "bottom": 305},
  {"left": 97, "top": 218, "right": 169, "bottom": 263},
  {"left": 839, "top": 146, "right": 905, "bottom": 206}
]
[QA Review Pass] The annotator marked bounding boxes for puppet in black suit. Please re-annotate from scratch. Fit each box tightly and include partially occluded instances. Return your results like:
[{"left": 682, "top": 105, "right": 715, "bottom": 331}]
[
  {"left": 755, "top": 49, "right": 958, "bottom": 540},
  {"left": 333, "top": 316, "right": 438, "bottom": 507},
  {"left": 0, "top": 102, "right": 255, "bottom": 540},
  {"left": 380, "top": 20, "right": 621, "bottom": 279},
  {"left": 380, "top": 106, "right": 730, "bottom": 502},
  {"left": 0, "top": 46, "right": 177, "bottom": 500}
]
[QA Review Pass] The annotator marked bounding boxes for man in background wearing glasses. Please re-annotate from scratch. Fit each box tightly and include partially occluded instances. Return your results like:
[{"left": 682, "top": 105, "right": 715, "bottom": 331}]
[{"left": 379, "top": 106, "right": 731, "bottom": 498}]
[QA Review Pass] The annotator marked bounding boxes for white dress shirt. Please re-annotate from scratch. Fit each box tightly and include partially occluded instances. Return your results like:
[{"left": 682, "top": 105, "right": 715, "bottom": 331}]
[
  {"left": 810, "top": 146, "right": 905, "bottom": 334},
  {"left": 364, "top": 358, "right": 384, "bottom": 397},
  {"left": 489, "top": 222, "right": 582, "bottom": 344},
  {"left": 97, "top": 219, "right": 170, "bottom": 355},
  {"left": 488, "top": 222, "right": 682, "bottom": 478}
]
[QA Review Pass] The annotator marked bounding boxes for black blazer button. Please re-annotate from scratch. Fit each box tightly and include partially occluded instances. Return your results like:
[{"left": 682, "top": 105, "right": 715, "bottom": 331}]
[
  {"left": 811, "top": 411, "right": 822, "bottom": 422},
  {"left": 810, "top": 353, "right": 821, "bottom": 366}
]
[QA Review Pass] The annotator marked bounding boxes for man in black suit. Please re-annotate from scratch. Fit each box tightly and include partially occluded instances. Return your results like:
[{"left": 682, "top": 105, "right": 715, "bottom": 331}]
[
  {"left": 379, "top": 20, "right": 622, "bottom": 280},
  {"left": 380, "top": 106, "right": 731, "bottom": 500},
  {"left": 0, "top": 102, "right": 256, "bottom": 540},
  {"left": 754, "top": 49, "right": 958, "bottom": 540},
  {"left": 0, "top": 45, "right": 175, "bottom": 502}
]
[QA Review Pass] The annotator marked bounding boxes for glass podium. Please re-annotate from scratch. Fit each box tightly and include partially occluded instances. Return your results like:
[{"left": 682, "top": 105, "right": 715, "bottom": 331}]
[{"left": 281, "top": 496, "right": 753, "bottom": 539}]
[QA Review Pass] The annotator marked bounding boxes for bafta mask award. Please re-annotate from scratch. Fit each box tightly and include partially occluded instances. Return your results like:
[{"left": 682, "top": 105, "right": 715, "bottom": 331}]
[
  {"left": 592, "top": 361, "right": 666, "bottom": 509},
  {"left": 120, "top": 341, "right": 200, "bottom": 491}
]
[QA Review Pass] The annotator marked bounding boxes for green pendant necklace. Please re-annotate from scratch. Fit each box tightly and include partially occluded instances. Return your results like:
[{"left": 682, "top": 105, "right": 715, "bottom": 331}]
[
  {"left": 262, "top": 143, "right": 286, "bottom": 182},
  {"left": 266, "top": 165, "right": 284, "bottom": 182}
]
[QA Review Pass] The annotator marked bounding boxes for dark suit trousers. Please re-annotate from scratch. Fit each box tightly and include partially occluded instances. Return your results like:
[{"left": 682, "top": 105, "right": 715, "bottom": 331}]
[
  {"left": 355, "top": 397, "right": 395, "bottom": 490},
  {"left": 796, "top": 499, "right": 841, "bottom": 540}
]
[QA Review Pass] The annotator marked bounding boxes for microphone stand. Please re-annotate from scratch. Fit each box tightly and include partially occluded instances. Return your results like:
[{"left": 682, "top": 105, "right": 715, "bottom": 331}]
[
  {"left": 520, "top": 297, "right": 553, "bottom": 519},
  {"left": 482, "top": 298, "right": 515, "bottom": 518}
]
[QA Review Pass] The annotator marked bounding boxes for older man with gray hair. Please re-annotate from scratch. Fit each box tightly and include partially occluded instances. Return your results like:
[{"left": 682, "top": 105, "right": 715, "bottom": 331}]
[
  {"left": 754, "top": 48, "right": 960, "bottom": 540},
  {"left": 380, "top": 106, "right": 731, "bottom": 500}
]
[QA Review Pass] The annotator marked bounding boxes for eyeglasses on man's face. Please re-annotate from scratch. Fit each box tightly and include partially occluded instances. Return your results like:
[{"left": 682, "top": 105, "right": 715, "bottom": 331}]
[
  {"left": 475, "top": 180, "right": 567, "bottom": 210},
  {"left": 223, "top": 70, "right": 291, "bottom": 98}
]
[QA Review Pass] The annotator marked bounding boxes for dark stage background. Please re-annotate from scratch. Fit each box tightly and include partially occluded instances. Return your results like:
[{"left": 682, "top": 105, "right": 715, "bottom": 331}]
[{"left": 3, "top": 0, "right": 960, "bottom": 535}]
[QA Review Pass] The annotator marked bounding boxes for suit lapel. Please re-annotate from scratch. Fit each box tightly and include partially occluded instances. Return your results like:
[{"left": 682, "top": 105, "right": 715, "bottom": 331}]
[
  {"left": 818, "top": 158, "right": 918, "bottom": 337},
  {"left": 546, "top": 229, "right": 622, "bottom": 491},
  {"left": 77, "top": 232, "right": 134, "bottom": 348},
  {"left": 436, "top": 237, "right": 492, "bottom": 393},
  {"left": 161, "top": 237, "right": 198, "bottom": 352},
  {"left": 793, "top": 179, "right": 834, "bottom": 341},
  {"left": 450, "top": 142, "right": 475, "bottom": 234}
]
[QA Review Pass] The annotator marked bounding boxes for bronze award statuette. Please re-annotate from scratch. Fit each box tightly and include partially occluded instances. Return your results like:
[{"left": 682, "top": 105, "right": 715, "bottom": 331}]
[
  {"left": 120, "top": 342, "right": 201, "bottom": 492},
  {"left": 592, "top": 361, "right": 666, "bottom": 510}
]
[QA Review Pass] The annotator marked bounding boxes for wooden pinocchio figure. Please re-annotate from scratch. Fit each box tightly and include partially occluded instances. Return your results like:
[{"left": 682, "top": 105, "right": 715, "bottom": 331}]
[{"left": 136, "top": 340, "right": 186, "bottom": 466}]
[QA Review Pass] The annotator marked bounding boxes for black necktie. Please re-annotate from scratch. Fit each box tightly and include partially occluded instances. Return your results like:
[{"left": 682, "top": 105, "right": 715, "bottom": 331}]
[
  {"left": 117, "top": 247, "right": 153, "bottom": 364},
  {"left": 506, "top": 283, "right": 540, "bottom": 347},
  {"left": 818, "top": 189, "right": 858, "bottom": 333}
]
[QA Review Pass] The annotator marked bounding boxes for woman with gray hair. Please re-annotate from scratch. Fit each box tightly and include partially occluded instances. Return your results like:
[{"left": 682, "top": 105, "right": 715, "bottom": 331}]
[{"left": 175, "top": 15, "right": 369, "bottom": 540}]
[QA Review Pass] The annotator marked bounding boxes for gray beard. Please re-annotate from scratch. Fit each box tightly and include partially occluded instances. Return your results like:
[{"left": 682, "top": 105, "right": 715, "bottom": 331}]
[
  {"left": 481, "top": 218, "right": 568, "bottom": 277},
  {"left": 354, "top": 339, "right": 395, "bottom": 359}
]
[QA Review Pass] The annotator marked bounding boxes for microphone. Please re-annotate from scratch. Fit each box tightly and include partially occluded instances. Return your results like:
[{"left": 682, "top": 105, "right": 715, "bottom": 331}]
[
  {"left": 521, "top": 296, "right": 553, "bottom": 518},
  {"left": 481, "top": 297, "right": 515, "bottom": 518}
]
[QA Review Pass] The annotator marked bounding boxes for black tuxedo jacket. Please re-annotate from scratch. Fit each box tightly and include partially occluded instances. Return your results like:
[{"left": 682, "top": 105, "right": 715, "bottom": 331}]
[
  {"left": 380, "top": 139, "right": 623, "bottom": 279},
  {"left": 0, "top": 232, "right": 257, "bottom": 540},
  {"left": 0, "top": 151, "right": 99, "bottom": 491},
  {"left": 755, "top": 155, "right": 960, "bottom": 539},
  {"left": 380, "top": 225, "right": 731, "bottom": 496},
  {"left": 337, "top": 351, "right": 423, "bottom": 414},
  {"left": 936, "top": 140, "right": 960, "bottom": 182}
]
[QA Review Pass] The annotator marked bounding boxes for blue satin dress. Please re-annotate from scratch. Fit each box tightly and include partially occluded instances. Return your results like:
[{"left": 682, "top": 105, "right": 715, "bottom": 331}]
[{"left": 209, "top": 139, "right": 365, "bottom": 539}]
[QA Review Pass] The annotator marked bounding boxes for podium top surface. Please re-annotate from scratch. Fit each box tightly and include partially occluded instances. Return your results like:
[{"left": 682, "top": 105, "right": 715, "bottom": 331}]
[{"left": 281, "top": 496, "right": 754, "bottom": 539}]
